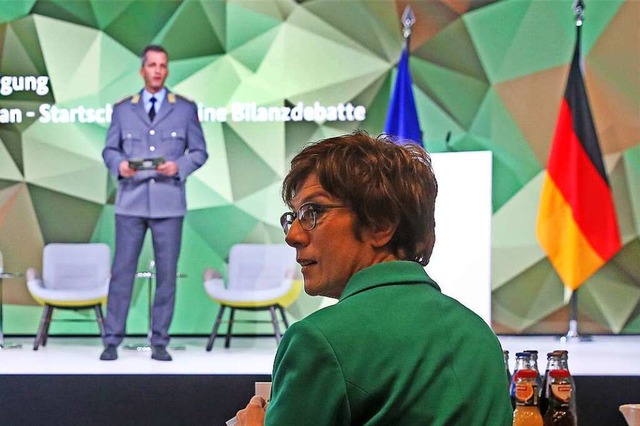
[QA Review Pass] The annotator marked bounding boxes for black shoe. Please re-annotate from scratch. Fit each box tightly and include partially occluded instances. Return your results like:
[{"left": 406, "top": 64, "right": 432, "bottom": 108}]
[
  {"left": 100, "top": 345, "right": 118, "bottom": 361},
  {"left": 151, "top": 345, "right": 172, "bottom": 361}
]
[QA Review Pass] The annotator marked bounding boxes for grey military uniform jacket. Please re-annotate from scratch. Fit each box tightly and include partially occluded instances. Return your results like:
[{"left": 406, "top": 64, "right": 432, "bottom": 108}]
[{"left": 102, "top": 90, "right": 208, "bottom": 218}]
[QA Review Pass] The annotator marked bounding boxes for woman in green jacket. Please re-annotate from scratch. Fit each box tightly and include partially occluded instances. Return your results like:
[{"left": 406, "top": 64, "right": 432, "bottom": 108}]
[{"left": 236, "top": 131, "right": 512, "bottom": 426}]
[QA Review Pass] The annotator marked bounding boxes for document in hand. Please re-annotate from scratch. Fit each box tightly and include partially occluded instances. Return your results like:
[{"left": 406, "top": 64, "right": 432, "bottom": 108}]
[{"left": 128, "top": 156, "right": 165, "bottom": 170}]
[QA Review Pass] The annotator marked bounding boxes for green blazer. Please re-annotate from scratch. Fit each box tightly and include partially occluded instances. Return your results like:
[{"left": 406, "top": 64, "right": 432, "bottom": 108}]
[{"left": 266, "top": 261, "right": 512, "bottom": 425}]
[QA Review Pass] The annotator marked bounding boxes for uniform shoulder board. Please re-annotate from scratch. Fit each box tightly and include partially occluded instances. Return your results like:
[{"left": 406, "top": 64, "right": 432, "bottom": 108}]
[
  {"left": 171, "top": 93, "right": 194, "bottom": 104},
  {"left": 114, "top": 94, "right": 136, "bottom": 106}
]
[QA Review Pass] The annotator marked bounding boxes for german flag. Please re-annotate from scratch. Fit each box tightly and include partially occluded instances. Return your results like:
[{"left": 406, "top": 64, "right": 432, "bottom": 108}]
[{"left": 536, "top": 31, "right": 622, "bottom": 291}]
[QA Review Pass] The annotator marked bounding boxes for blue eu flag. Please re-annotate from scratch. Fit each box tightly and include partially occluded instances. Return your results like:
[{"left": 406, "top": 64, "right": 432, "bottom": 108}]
[{"left": 384, "top": 48, "right": 423, "bottom": 147}]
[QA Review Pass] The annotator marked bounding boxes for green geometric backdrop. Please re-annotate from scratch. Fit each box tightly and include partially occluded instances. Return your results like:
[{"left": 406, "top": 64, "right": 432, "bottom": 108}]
[{"left": 0, "top": 0, "right": 638, "bottom": 336}]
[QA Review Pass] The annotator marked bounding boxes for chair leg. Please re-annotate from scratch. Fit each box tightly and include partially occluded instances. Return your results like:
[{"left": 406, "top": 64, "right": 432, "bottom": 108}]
[
  {"left": 33, "top": 305, "right": 53, "bottom": 351},
  {"left": 270, "top": 305, "right": 282, "bottom": 344},
  {"left": 94, "top": 305, "right": 106, "bottom": 338},
  {"left": 41, "top": 305, "right": 55, "bottom": 347},
  {"left": 206, "top": 305, "right": 226, "bottom": 351},
  {"left": 225, "top": 308, "right": 235, "bottom": 348},
  {"left": 278, "top": 305, "right": 290, "bottom": 329}
]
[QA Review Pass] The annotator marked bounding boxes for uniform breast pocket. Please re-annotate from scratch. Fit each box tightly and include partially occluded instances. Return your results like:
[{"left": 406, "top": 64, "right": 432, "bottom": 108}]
[
  {"left": 121, "top": 130, "right": 142, "bottom": 156},
  {"left": 162, "top": 130, "right": 187, "bottom": 157}
]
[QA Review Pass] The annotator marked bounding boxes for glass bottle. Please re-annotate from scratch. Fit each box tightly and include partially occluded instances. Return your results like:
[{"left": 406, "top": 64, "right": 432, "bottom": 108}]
[
  {"left": 510, "top": 352, "right": 532, "bottom": 409},
  {"left": 512, "top": 369, "right": 543, "bottom": 426},
  {"left": 540, "top": 351, "right": 562, "bottom": 415},
  {"left": 524, "top": 350, "right": 543, "bottom": 397},
  {"left": 557, "top": 351, "right": 578, "bottom": 423},
  {"left": 542, "top": 369, "right": 576, "bottom": 425}
]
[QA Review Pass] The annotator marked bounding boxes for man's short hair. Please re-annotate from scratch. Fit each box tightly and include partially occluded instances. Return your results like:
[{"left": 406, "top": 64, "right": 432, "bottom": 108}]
[
  {"left": 282, "top": 131, "right": 438, "bottom": 266},
  {"left": 141, "top": 45, "right": 168, "bottom": 66}
]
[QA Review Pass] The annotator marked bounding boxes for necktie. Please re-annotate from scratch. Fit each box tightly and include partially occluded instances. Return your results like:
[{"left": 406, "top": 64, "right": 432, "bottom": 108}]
[{"left": 149, "top": 97, "right": 156, "bottom": 121}]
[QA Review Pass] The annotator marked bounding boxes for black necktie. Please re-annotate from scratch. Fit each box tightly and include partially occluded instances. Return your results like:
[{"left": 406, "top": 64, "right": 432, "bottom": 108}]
[{"left": 149, "top": 97, "right": 156, "bottom": 121}]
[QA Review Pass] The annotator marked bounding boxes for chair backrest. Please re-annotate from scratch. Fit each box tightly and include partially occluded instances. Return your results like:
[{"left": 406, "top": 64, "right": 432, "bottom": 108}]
[
  {"left": 228, "top": 244, "right": 296, "bottom": 291},
  {"left": 43, "top": 243, "right": 111, "bottom": 290}
]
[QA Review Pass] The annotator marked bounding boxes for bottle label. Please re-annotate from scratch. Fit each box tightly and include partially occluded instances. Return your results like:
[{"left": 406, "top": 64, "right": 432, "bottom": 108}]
[
  {"left": 551, "top": 383, "right": 572, "bottom": 403},
  {"left": 515, "top": 382, "right": 538, "bottom": 406}
]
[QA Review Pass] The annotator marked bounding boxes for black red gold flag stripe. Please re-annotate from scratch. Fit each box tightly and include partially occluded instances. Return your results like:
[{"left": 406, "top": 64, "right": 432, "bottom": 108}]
[{"left": 536, "top": 31, "right": 622, "bottom": 291}]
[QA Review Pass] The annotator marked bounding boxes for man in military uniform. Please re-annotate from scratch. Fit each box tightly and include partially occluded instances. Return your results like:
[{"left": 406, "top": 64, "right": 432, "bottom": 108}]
[{"left": 100, "top": 45, "right": 208, "bottom": 361}]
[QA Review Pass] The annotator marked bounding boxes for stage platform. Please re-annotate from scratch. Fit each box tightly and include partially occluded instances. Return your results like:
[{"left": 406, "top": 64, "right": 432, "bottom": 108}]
[
  {"left": 0, "top": 336, "right": 276, "bottom": 375},
  {"left": 2, "top": 335, "right": 638, "bottom": 376},
  {"left": 0, "top": 335, "right": 638, "bottom": 425}
]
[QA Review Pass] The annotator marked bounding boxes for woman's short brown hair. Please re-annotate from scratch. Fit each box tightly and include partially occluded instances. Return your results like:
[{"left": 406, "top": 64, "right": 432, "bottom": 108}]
[{"left": 282, "top": 131, "right": 438, "bottom": 266}]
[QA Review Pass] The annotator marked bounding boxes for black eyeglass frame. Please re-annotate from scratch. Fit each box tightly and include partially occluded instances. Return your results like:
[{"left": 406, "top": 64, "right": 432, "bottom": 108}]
[{"left": 279, "top": 202, "right": 347, "bottom": 234}]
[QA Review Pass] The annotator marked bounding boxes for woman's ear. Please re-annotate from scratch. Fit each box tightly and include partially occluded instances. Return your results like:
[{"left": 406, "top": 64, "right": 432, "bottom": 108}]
[{"left": 368, "top": 220, "right": 397, "bottom": 249}]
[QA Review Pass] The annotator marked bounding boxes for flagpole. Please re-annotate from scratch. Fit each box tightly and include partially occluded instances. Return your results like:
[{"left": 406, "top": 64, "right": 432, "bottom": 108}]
[
  {"left": 401, "top": 5, "right": 415, "bottom": 48},
  {"left": 561, "top": 291, "right": 592, "bottom": 342},
  {"left": 384, "top": 6, "right": 423, "bottom": 146},
  {"left": 560, "top": 0, "right": 592, "bottom": 343}
]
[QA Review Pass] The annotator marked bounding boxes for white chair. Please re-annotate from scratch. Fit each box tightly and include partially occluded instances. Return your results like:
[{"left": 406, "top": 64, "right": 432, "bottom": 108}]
[
  {"left": 203, "top": 244, "right": 301, "bottom": 349},
  {"left": 26, "top": 243, "right": 111, "bottom": 350}
]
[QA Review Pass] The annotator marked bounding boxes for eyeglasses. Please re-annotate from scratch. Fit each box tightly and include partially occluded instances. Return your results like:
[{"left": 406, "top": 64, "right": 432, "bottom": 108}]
[{"left": 280, "top": 202, "right": 347, "bottom": 234}]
